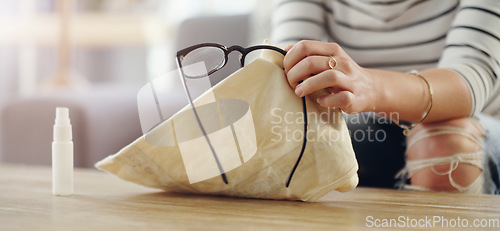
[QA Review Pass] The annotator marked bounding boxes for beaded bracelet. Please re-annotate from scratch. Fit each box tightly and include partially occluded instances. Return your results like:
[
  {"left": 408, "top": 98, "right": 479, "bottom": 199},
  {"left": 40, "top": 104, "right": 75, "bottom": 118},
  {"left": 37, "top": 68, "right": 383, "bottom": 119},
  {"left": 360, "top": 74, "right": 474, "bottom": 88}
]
[{"left": 392, "top": 71, "right": 434, "bottom": 136}]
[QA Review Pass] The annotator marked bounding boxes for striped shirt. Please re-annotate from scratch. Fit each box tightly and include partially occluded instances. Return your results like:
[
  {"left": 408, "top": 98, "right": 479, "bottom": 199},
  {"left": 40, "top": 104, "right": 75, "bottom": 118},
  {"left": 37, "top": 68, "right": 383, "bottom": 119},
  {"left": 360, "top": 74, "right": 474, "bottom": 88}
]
[{"left": 271, "top": 0, "right": 500, "bottom": 116}]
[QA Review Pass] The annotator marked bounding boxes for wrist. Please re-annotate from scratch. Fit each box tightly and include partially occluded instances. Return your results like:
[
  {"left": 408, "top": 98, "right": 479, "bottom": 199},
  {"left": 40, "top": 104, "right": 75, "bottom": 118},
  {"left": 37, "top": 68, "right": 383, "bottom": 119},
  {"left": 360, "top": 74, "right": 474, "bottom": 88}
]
[
  {"left": 363, "top": 68, "right": 388, "bottom": 113},
  {"left": 362, "top": 68, "right": 424, "bottom": 122}
]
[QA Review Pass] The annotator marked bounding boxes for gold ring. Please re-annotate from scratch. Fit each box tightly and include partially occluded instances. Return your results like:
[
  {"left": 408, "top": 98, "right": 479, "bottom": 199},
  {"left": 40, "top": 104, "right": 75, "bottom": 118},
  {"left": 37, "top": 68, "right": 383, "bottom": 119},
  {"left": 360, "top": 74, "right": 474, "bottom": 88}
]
[{"left": 328, "top": 56, "right": 337, "bottom": 69}]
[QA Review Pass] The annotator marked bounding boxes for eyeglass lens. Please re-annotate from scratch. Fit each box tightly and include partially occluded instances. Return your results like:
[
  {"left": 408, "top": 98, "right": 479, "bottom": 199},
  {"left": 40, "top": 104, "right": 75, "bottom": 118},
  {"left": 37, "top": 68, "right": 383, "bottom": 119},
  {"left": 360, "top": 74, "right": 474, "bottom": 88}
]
[{"left": 181, "top": 46, "right": 225, "bottom": 78}]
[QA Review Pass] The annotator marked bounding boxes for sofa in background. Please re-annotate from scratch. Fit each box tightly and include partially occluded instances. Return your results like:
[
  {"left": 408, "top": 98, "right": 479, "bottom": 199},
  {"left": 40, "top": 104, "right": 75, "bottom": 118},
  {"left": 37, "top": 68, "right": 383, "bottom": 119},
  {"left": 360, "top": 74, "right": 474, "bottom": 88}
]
[{"left": 0, "top": 14, "right": 250, "bottom": 167}]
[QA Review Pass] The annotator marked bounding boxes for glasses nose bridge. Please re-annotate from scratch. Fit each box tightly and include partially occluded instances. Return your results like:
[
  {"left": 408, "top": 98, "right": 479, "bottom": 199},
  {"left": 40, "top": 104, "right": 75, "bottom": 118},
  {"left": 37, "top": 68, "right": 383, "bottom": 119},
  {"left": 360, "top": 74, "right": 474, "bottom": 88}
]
[{"left": 226, "top": 45, "right": 247, "bottom": 67}]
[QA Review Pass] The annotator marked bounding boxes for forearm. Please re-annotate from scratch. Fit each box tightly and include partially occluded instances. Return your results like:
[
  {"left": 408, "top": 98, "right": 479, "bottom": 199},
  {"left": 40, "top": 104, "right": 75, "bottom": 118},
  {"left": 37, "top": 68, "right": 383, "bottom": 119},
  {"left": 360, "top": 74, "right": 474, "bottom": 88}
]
[
  {"left": 368, "top": 68, "right": 472, "bottom": 123},
  {"left": 284, "top": 40, "right": 476, "bottom": 122}
]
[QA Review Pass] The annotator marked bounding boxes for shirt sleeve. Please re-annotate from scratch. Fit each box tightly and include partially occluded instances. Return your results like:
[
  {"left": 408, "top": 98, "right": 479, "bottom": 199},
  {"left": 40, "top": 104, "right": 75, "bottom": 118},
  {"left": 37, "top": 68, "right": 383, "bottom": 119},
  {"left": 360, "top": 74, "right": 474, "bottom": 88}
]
[
  {"left": 438, "top": 0, "right": 500, "bottom": 116},
  {"left": 270, "top": 0, "right": 327, "bottom": 48}
]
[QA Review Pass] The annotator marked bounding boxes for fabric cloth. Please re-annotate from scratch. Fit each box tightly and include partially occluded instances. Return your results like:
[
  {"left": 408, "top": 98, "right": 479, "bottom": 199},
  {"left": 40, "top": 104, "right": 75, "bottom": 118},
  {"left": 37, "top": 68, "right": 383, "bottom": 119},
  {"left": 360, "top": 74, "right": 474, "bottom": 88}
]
[
  {"left": 271, "top": 0, "right": 500, "bottom": 117},
  {"left": 96, "top": 52, "right": 359, "bottom": 201}
]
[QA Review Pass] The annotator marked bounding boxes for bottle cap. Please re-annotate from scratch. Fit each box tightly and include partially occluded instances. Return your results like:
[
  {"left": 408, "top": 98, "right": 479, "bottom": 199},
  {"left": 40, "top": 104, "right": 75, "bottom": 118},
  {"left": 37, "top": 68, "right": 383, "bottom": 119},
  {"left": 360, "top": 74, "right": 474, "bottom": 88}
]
[{"left": 54, "top": 107, "right": 72, "bottom": 141}]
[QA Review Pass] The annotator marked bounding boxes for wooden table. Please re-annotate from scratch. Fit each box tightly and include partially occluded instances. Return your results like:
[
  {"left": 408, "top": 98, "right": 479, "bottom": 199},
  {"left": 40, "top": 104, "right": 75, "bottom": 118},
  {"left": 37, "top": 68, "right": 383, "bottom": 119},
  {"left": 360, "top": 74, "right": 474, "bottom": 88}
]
[{"left": 1, "top": 165, "right": 499, "bottom": 230}]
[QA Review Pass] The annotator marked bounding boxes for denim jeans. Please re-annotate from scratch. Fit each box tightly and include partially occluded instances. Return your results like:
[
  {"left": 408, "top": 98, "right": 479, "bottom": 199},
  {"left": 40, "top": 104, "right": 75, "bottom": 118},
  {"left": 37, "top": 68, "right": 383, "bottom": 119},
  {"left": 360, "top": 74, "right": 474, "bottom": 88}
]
[
  {"left": 346, "top": 112, "right": 500, "bottom": 194},
  {"left": 477, "top": 114, "right": 500, "bottom": 194}
]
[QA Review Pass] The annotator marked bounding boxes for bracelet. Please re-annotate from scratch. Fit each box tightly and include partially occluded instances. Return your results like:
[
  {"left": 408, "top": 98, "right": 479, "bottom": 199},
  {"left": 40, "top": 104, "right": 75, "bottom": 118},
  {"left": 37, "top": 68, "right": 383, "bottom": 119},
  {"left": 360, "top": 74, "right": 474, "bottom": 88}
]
[{"left": 392, "top": 71, "right": 433, "bottom": 136}]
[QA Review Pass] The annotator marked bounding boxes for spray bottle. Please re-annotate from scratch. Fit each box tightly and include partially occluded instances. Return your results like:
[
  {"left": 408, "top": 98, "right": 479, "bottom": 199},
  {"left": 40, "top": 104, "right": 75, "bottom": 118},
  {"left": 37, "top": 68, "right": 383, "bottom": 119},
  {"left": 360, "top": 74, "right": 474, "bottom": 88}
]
[{"left": 52, "top": 107, "right": 74, "bottom": 196}]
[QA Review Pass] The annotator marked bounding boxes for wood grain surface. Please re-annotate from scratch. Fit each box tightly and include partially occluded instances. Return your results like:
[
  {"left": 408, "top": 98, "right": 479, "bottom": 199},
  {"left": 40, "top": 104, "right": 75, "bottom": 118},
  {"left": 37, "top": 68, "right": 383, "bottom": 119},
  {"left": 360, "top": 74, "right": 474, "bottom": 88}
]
[{"left": 1, "top": 164, "right": 499, "bottom": 230}]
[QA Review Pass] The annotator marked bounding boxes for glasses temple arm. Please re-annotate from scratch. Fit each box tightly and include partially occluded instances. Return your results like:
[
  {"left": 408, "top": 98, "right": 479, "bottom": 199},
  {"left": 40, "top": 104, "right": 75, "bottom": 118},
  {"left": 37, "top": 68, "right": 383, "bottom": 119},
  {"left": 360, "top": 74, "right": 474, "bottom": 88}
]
[{"left": 285, "top": 96, "right": 308, "bottom": 188}]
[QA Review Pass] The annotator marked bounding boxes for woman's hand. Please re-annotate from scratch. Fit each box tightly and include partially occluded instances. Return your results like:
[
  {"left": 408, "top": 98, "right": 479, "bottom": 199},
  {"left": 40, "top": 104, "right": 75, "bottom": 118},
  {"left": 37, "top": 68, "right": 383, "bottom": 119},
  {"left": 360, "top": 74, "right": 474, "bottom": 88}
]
[{"left": 284, "top": 40, "right": 379, "bottom": 114}]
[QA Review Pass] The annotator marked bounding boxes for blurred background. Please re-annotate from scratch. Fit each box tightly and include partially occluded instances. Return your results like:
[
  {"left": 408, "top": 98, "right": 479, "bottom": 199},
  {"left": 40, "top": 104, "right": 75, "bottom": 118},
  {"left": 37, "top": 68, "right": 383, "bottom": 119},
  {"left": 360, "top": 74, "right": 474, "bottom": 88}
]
[{"left": 0, "top": 0, "right": 271, "bottom": 167}]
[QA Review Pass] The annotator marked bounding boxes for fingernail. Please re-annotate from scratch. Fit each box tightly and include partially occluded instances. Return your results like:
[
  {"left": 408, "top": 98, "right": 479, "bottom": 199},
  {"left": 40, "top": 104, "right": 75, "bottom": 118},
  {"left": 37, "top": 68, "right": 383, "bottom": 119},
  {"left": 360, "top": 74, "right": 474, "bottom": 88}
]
[
  {"left": 295, "top": 86, "right": 303, "bottom": 97},
  {"left": 316, "top": 98, "right": 323, "bottom": 106}
]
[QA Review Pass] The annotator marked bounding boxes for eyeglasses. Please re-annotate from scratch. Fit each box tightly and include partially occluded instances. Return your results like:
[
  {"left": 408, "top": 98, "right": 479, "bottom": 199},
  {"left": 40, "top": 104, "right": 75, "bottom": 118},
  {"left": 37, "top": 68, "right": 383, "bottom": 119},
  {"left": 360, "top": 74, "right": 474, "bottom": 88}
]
[
  {"left": 176, "top": 43, "right": 287, "bottom": 78},
  {"left": 176, "top": 43, "right": 308, "bottom": 188}
]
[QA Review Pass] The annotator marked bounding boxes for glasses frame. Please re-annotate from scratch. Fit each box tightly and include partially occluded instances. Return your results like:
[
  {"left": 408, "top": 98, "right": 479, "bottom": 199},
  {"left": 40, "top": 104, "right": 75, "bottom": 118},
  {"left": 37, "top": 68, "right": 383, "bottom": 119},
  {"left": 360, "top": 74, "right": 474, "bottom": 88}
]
[
  {"left": 177, "top": 43, "right": 287, "bottom": 78},
  {"left": 175, "top": 43, "right": 308, "bottom": 188}
]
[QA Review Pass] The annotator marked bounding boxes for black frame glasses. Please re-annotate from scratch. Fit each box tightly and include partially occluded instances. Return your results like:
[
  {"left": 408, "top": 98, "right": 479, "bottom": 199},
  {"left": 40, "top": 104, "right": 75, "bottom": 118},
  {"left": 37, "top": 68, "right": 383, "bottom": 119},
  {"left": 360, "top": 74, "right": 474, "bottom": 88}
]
[
  {"left": 177, "top": 43, "right": 287, "bottom": 78},
  {"left": 175, "top": 43, "right": 308, "bottom": 187}
]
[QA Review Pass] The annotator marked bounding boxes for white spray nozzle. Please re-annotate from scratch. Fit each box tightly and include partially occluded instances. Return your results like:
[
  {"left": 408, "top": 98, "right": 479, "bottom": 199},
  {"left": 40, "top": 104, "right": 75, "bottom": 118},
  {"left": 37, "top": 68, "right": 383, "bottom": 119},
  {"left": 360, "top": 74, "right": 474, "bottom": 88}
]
[
  {"left": 56, "top": 107, "right": 68, "bottom": 118},
  {"left": 55, "top": 107, "right": 70, "bottom": 125},
  {"left": 53, "top": 107, "right": 72, "bottom": 142}
]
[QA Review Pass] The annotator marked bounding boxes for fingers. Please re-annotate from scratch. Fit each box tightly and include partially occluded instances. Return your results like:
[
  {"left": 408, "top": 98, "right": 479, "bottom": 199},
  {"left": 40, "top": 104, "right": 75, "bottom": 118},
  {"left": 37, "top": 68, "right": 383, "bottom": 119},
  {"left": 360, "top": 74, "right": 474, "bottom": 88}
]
[
  {"left": 282, "top": 40, "right": 372, "bottom": 114},
  {"left": 284, "top": 40, "right": 343, "bottom": 74},
  {"left": 317, "top": 91, "right": 355, "bottom": 112},
  {"left": 287, "top": 55, "right": 332, "bottom": 88},
  {"left": 294, "top": 70, "right": 351, "bottom": 97}
]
